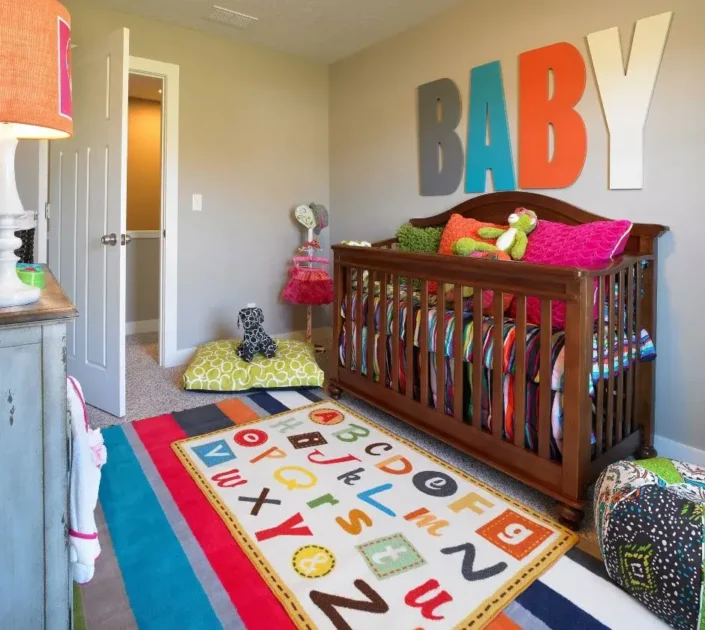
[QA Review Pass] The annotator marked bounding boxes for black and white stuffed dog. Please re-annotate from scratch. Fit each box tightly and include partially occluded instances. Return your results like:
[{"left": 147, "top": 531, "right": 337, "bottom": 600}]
[{"left": 237, "top": 305, "right": 277, "bottom": 363}]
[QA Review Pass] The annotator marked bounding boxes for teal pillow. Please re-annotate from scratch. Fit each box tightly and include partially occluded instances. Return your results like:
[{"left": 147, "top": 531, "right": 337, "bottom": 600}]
[{"left": 395, "top": 223, "right": 443, "bottom": 254}]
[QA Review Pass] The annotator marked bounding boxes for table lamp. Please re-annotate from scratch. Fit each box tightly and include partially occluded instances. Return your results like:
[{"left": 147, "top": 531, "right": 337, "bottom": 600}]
[{"left": 0, "top": 0, "right": 72, "bottom": 307}]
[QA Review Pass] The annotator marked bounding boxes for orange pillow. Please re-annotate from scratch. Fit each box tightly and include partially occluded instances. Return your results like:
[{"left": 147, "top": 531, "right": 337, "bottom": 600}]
[{"left": 437, "top": 214, "right": 507, "bottom": 256}]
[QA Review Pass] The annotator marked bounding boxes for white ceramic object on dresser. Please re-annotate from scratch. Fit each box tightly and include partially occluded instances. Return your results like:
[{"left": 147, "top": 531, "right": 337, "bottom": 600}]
[{"left": 0, "top": 128, "right": 40, "bottom": 307}]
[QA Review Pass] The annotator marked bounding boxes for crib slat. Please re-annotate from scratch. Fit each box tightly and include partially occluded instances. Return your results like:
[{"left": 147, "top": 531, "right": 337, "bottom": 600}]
[
  {"left": 367, "top": 270, "right": 376, "bottom": 382},
  {"left": 392, "top": 275, "right": 401, "bottom": 392},
  {"left": 514, "top": 295, "right": 527, "bottom": 449},
  {"left": 492, "top": 293, "right": 504, "bottom": 440},
  {"left": 616, "top": 270, "right": 625, "bottom": 442},
  {"left": 420, "top": 280, "right": 429, "bottom": 406},
  {"left": 356, "top": 268, "right": 364, "bottom": 376},
  {"left": 606, "top": 273, "right": 616, "bottom": 450},
  {"left": 406, "top": 278, "right": 414, "bottom": 399},
  {"left": 379, "top": 273, "right": 388, "bottom": 388},
  {"left": 454, "top": 285, "right": 464, "bottom": 422},
  {"left": 436, "top": 283, "right": 446, "bottom": 415},
  {"left": 345, "top": 266, "right": 352, "bottom": 370},
  {"left": 595, "top": 277, "right": 605, "bottom": 457},
  {"left": 626, "top": 264, "right": 635, "bottom": 436},
  {"left": 539, "top": 300, "right": 552, "bottom": 460},
  {"left": 334, "top": 258, "right": 342, "bottom": 368},
  {"left": 472, "top": 288, "right": 483, "bottom": 428},
  {"left": 634, "top": 264, "right": 643, "bottom": 438}
]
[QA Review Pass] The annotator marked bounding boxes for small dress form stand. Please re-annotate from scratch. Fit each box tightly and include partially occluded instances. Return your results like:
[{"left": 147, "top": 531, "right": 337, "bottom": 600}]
[{"left": 283, "top": 205, "right": 333, "bottom": 351}]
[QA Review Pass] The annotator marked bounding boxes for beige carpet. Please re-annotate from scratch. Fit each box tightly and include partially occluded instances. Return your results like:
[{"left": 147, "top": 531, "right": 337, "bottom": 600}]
[{"left": 87, "top": 333, "right": 597, "bottom": 542}]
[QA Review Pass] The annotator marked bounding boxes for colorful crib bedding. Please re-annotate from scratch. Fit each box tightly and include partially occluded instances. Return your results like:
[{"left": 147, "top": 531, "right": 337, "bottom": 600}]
[{"left": 339, "top": 287, "right": 656, "bottom": 460}]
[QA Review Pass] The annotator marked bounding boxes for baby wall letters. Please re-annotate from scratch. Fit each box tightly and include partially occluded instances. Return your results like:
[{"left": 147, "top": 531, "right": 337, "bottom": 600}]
[{"left": 417, "top": 11, "right": 672, "bottom": 194}]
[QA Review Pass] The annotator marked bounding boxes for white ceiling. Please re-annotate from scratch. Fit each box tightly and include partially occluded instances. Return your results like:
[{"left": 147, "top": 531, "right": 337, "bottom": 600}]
[{"left": 94, "top": 0, "right": 466, "bottom": 62}]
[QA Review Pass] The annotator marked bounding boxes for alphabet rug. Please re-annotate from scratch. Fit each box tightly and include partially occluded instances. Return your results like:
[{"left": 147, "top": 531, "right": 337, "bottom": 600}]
[{"left": 173, "top": 400, "right": 578, "bottom": 629}]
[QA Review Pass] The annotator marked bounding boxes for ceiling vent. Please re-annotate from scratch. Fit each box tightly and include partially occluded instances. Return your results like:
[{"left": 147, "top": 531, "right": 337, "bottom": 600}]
[{"left": 205, "top": 5, "right": 259, "bottom": 29}]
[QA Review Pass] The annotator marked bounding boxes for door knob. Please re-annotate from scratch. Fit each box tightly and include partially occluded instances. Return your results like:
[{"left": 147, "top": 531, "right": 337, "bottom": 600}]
[
  {"left": 121, "top": 234, "right": 132, "bottom": 246},
  {"left": 101, "top": 233, "right": 118, "bottom": 246}
]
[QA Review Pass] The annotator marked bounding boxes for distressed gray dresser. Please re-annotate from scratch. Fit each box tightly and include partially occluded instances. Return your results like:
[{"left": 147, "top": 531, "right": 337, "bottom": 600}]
[{"left": 0, "top": 269, "right": 77, "bottom": 629}]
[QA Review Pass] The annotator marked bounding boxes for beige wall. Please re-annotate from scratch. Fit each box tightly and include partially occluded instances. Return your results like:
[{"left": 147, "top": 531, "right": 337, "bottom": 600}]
[
  {"left": 330, "top": 0, "right": 704, "bottom": 450},
  {"left": 126, "top": 238, "right": 160, "bottom": 323},
  {"left": 127, "top": 98, "right": 161, "bottom": 231},
  {"left": 64, "top": 0, "right": 330, "bottom": 349}
]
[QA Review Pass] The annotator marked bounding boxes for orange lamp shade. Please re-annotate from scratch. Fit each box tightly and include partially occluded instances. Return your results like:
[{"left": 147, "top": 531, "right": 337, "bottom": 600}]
[{"left": 0, "top": 0, "right": 73, "bottom": 139}]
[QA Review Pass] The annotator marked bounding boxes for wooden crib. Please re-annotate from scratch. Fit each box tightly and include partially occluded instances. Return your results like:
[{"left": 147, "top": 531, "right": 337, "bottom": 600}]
[{"left": 328, "top": 191, "right": 667, "bottom": 528}]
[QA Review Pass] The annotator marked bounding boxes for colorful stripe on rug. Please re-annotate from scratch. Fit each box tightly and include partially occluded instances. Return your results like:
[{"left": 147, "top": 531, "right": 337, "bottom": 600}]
[{"left": 82, "top": 389, "right": 668, "bottom": 630}]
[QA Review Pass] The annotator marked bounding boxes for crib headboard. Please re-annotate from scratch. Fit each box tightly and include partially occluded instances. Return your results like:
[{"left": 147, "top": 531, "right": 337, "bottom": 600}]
[{"left": 408, "top": 191, "right": 668, "bottom": 256}]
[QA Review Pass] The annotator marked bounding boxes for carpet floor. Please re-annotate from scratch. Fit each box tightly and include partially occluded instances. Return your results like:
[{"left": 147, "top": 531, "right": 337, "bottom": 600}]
[{"left": 87, "top": 333, "right": 597, "bottom": 540}]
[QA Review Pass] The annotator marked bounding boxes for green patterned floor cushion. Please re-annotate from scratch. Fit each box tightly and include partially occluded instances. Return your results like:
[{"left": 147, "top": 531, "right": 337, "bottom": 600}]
[
  {"left": 183, "top": 339, "right": 324, "bottom": 392},
  {"left": 595, "top": 458, "right": 705, "bottom": 630}
]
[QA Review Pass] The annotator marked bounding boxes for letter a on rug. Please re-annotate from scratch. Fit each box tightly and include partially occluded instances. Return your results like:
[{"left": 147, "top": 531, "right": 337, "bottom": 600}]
[{"left": 173, "top": 401, "right": 577, "bottom": 628}]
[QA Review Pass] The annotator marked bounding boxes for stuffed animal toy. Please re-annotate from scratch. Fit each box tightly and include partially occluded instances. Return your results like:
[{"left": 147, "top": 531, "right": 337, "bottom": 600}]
[
  {"left": 452, "top": 208, "right": 538, "bottom": 260},
  {"left": 236, "top": 305, "right": 277, "bottom": 363}
]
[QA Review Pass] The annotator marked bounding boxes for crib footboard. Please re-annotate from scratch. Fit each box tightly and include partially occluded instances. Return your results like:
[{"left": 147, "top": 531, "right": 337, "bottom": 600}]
[{"left": 330, "top": 243, "right": 656, "bottom": 528}]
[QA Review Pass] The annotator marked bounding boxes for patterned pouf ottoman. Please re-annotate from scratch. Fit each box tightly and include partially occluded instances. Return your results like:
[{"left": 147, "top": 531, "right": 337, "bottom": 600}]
[{"left": 595, "top": 458, "right": 705, "bottom": 629}]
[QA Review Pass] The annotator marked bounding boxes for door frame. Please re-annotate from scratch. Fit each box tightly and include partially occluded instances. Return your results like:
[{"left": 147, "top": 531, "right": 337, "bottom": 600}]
[{"left": 129, "top": 56, "right": 180, "bottom": 368}]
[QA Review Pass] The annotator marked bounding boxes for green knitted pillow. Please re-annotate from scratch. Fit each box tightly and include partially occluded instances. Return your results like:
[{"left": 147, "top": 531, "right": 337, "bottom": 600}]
[{"left": 395, "top": 223, "right": 443, "bottom": 254}]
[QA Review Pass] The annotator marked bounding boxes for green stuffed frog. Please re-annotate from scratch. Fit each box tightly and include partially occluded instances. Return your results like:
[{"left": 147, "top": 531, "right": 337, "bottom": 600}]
[{"left": 452, "top": 208, "right": 538, "bottom": 260}]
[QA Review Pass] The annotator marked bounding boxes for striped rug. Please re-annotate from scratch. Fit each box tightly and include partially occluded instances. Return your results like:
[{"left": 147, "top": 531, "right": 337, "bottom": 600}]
[{"left": 79, "top": 389, "right": 668, "bottom": 630}]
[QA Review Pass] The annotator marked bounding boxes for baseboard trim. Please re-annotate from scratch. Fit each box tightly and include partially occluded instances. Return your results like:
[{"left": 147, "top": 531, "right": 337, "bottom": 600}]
[
  {"left": 169, "top": 326, "right": 333, "bottom": 367},
  {"left": 169, "top": 346, "right": 198, "bottom": 368},
  {"left": 653, "top": 435, "right": 705, "bottom": 467},
  {"left": 126, "top": 319, "right": 159, "bottom": 335}
]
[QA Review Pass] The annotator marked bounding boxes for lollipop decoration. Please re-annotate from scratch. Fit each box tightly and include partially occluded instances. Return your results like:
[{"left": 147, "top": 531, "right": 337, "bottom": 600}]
[{"left": 283, "top": 204, "right": 334, "bottom": 344}]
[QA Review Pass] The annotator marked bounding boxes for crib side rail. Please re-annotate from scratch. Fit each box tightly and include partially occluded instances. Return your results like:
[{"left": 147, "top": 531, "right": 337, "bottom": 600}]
[
  {"left": 333, "top": 245, "right": 587, "bottom": 299},
  {"left": 330, "top": 245, "right": 593, "bottom": 510}
]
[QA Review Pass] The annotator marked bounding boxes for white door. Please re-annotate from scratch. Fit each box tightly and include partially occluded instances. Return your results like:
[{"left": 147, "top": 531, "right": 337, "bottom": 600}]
[{"left": 49, "top": 29, "right": 129, "bottom": 417}]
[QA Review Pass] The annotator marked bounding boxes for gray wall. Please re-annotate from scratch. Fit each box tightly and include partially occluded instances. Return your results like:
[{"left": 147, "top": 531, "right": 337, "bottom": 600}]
[
  {"left": 330, "top": 0, "right": 704, "bottom": 449},
  {"left": 126, "top": 238, "right": 160, "bottom": 323},
  {"left": 64, "top": 0, "right": 330, "bottom": 348}
]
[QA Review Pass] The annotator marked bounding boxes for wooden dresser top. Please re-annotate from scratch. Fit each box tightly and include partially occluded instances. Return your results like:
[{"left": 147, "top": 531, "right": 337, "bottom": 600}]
[{"left": 0, "top": 267, "right": 77, "bottom": 327}]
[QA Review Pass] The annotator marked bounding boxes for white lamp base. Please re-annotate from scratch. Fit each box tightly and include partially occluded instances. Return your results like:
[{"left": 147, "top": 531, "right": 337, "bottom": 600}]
[
  {"left": 0, "top": 126, "right": 40, "bottom": 308},
  {"left": 0, "top": 274, "right": 40, "bottom": 307}
]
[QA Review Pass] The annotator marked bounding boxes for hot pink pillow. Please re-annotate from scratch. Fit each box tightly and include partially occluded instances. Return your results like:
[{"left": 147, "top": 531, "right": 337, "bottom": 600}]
[{"left": 521, "top": 219, "right": 632, "bottom": 329}]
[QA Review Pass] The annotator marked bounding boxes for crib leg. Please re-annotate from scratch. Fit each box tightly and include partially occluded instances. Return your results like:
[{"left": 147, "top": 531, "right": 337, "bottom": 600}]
[
  {"left": 328, "top": 382, "right": 343, "bottom": 400},
  {"left": 635, "top": 444, "right": 658, "bottom": 460},
  {"left": 555, "top": 502, "right": 584, "bottom": 531}
]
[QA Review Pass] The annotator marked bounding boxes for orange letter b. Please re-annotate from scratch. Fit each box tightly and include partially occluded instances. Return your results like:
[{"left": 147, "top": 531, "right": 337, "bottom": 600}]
[{"left": 518, "top": 42, "right": 587, "bottom": 189}]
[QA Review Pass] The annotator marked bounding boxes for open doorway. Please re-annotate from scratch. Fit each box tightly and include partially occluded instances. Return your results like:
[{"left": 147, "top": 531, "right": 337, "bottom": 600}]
[
  {"left": 129, "top": 56, "right": 180, "bottom": 370},
  {"left": 126, "top": 73, "right": 162, "bottom": 340}
]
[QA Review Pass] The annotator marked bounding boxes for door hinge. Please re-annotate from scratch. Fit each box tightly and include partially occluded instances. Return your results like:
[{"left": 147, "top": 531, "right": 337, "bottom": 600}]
[
  {"left": 45, "top": 202, "right": 50, "bottom": 220},
  {"left": 163, "top": 229, "right": 166, "bottom": 238}
]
